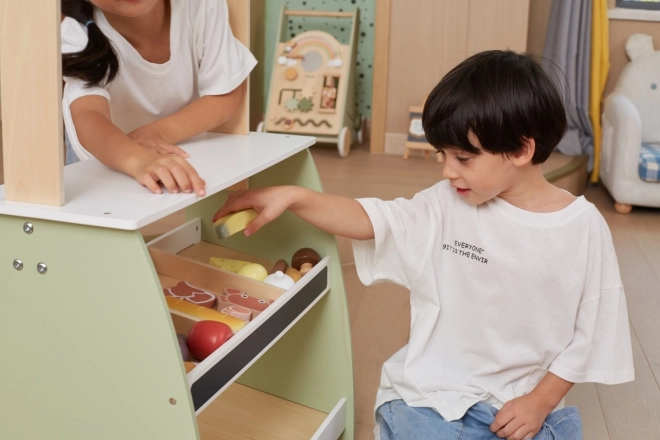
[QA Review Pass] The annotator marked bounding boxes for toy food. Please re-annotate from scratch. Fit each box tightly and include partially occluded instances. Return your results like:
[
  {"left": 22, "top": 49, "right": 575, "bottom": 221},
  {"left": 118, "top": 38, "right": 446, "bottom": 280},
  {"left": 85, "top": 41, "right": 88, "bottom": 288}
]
[
  {"left": 237, "top": 263, "right": 268, "bottom": 281},
  {"left": 184, "top": 362, "right": 196, "bottom": 373},
  {"left": 270, "top": 259, "right": 288, "bottom": 274},
  {"left": 209, "top": 257, "right": 251, "bottom": 273},
  {"left": 187, "top": 321, "right": 233, "bottom": 361},
  {"left": 213, "top": 208, "right": 258, "bottom": 239},
  {"left": 285, "top": 267, "right": 302, "bottom": 282},
  {"left": 263, "top": 271, "right": 295, "bottom": 289},
  {"left": 299, "top": 263, "right": 313, "bottom": 276},
  {"left": 177, "top": 333, "right": 190, "bottom": 361},
  {"left": 163, "top": 281, "right": 217, "bottom": 308},
  {"left": 220, "top": 305, "right": 253, "bottom": 322},
  {"left": 217, "top": 287, "right": 272, "bottom": 318},
  {"left": 291, "top": 247, "right": 321, "bottom": 270},
  {"left": 166, "top": 297, "right": 246, "bottom": 333}
]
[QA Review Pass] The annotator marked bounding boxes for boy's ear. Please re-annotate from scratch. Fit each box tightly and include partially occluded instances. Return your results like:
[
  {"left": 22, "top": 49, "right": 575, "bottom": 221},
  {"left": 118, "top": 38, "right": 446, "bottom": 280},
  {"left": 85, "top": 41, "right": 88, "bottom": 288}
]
[{"left": 512, "top": 137, "right": 535, "bottom": 166}]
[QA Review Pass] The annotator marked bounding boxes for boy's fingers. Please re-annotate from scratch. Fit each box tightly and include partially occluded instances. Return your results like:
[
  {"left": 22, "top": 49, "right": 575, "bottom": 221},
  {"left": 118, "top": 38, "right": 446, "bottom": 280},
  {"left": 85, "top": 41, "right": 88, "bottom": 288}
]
[
  {"left": 491, "top": 411, "right": 514, "bottom": 433},
  {"left": 244, "top": 214, "right": 269, "bottom": 236}
]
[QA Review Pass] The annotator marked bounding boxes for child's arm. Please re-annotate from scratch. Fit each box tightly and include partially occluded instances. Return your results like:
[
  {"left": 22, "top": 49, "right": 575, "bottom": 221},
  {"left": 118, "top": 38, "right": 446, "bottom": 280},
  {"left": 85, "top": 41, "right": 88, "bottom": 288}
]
[
  {"left": 127, "top": 83, "right": 244, "bottom": 153},
  {"left": 70, "top": 95, "right": 206, "bottom": 196},
  {"left": 490, "top": 372, "right": 573, "bottom": 440},
  {"left": 212, "top": 186, "right": 375, "bottom": 240}
]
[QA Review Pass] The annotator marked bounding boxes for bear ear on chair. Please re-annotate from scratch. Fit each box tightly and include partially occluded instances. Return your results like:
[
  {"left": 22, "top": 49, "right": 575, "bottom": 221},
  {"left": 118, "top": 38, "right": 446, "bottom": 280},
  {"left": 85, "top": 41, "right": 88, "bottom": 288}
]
[{"left": 625, "top": 33, "right": 655, "bottom": 61}]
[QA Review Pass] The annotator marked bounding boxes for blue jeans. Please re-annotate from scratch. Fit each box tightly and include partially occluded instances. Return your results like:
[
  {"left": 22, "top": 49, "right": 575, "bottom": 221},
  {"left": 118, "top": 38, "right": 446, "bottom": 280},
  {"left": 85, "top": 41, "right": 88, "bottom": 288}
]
[{"left": 376, "top": 400, "right": 582, "bottom": 440}]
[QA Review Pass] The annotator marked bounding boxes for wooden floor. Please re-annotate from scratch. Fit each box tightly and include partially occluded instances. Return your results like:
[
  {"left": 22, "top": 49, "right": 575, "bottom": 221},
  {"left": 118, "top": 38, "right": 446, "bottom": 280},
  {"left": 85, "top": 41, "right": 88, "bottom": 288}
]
[
  {"left": 311, "top": 143, "right": 660, "bottom": 440},
  {"left": 1, "top": 135, "right": 659, "bottom": 439}
]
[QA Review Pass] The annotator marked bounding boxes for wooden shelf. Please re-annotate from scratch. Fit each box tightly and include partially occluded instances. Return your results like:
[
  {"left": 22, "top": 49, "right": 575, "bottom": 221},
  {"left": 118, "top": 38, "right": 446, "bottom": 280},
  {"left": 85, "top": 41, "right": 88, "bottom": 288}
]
[
  {"left": 198, "top": 383, "right": 328, "bottom": 440},
  {"left": 0, "top": 132, "right": 314, "bottom": 230}
]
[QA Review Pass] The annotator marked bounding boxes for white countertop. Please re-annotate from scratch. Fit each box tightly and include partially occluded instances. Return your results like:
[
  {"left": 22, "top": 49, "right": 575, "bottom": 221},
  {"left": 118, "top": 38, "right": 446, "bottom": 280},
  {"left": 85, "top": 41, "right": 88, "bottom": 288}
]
[{"left": 0, "top": 132, "right": 315, "bottom": 230}]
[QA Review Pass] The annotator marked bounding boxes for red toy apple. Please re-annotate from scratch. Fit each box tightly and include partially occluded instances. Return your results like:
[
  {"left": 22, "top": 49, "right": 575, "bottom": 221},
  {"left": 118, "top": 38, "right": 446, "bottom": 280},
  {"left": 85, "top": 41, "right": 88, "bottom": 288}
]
[{"left": 187, "top": 320, "right": 233, "bottom": 361}]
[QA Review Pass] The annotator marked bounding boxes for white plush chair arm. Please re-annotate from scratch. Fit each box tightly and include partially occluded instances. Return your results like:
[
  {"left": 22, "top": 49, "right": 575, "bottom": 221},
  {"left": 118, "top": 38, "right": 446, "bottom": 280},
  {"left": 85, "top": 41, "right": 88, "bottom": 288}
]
[{"left": 600, "top": 92, "right": 644, "bottom": 205}]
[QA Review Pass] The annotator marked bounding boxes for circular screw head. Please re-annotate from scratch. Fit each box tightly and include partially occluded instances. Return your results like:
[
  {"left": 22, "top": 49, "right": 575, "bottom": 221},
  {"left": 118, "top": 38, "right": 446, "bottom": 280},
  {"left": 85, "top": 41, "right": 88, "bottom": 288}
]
[
  {"left": 13, "top": 259, "right": 23, "bottom": 271},
  {"left": 37, "top": 263, "right": 47, "bottom": 274},
  {"left": 169, "top": 398, "right": 177, "bottom": 405},
  {"left": 23, "top": 222, "right": 34, "bottom": 234}
]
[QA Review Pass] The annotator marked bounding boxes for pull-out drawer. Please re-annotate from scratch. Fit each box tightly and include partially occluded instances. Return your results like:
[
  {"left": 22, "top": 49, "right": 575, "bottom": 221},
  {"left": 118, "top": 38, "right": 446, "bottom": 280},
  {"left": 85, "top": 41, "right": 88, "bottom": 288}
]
[{"left": 146, "top": 219, "right": 332, "bottom": 413}]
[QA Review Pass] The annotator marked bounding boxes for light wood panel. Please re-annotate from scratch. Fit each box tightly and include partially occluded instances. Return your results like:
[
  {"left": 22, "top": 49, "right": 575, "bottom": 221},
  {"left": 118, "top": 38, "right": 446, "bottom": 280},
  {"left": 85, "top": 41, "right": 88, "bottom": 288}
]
[
  {"left": 249, "top": 0, "right": 265, "bottom": 131},
  {"left": 211, "top": 0, "right": 250, "bottom": 135},
  {"left": 370, "top": 0, "right": 391, "bottom": 154},
  {"left": 605, "top": 21, "right": 660, "bottom": 97},
  {"left": 385, "top": 0, "right": 470, "bottom": 134},
  {"left": 526, "top": 0, "right": 553, "bottom": 57},
  {"left": 0, "top": 0, "right": 64, "bottom": 205},
  {"left": 197, "top": 383, "right": 328, "bottom": 440},
  {"left": 467, "top": 0, "right": 530, "bottom": 55}
]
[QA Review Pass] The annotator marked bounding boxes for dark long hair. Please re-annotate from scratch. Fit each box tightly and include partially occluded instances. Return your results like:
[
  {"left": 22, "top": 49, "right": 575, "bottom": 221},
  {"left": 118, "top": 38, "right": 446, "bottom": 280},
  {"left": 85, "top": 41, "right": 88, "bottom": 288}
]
[{"left": 62, "top": 0, "right": 119, "bottom": 87}]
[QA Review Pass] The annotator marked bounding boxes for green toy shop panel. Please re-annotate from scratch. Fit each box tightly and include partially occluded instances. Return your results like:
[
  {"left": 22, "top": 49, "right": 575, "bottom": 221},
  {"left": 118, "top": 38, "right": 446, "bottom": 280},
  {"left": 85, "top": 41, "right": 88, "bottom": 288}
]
[
  {"left": 0, "top": 218, "right": 199, "bottom": 440},
  {"left": 187, "top": 150, "right": 355, "bottom": 439},
  {"left": 0, "top": 149, "right": 354, "bottom": 439},
  {"left": 264, "top": 0, "right": 376, "bottom": 119}
]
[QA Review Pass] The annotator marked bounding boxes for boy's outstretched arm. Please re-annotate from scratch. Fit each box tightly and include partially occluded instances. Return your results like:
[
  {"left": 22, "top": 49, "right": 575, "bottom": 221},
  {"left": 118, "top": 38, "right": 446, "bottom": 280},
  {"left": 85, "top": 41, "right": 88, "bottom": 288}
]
[
  {"left": 212, "top": 186, "right": 375, "bottom": 240},
  {"left": 490, "top": 372, "right": 573, "bottom": 440}
]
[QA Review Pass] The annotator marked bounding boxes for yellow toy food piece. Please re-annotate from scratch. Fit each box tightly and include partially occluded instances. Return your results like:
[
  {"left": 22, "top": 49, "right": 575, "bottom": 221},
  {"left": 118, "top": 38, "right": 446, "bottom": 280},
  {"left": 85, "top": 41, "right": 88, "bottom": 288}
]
[
  {"left": 236, "top": 263, "right": 268, "bottom": 281},
  {"left": 213, "top": 209, "right": 258, "bottom": 239},
  {"left": 166, "top": 297, "right": 246, "bottom": 333},
  {"left": 184, "top": 362, "right": 196, "bottom": 373},
  {"left": 209, "top": 257, "right": 251, "bottom": 273}
]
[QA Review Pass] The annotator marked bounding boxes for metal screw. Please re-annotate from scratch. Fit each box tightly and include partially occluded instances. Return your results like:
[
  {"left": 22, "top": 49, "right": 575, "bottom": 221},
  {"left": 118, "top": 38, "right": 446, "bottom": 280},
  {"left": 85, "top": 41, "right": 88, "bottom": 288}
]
[
  {"left": 13, "top": 259, "right": 23, "bottom": 271},
  {"left": 23, "top": 222, "right": 34, "bottom": 234},
  {"left": 169, "top": 398, "right": 177, "bottom": 405},
  {"left": 37, "top": 263, "right": 47, "bottom": 274}
]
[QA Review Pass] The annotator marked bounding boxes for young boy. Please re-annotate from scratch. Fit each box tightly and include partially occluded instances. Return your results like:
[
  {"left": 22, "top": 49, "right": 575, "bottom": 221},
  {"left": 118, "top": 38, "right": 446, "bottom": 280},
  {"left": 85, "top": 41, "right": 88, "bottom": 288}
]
[{"left": 213, "top": 51, "right": 634, "bottom": 440}]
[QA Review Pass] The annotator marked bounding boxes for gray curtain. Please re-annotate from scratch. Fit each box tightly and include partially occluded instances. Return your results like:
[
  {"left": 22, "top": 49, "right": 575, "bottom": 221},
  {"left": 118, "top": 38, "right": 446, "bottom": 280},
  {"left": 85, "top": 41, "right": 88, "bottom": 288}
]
[{"left": 542, "top": 0, "right": 594, "bottom": 168}]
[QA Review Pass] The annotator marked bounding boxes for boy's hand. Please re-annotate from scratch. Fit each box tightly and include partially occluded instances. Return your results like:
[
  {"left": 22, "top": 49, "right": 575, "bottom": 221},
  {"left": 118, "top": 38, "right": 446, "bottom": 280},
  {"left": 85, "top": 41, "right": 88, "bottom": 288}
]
[
  {"left": 212, "top": 187, "right": 299, "bottom": 236},
  {"left": 490, "top": 391, "right": 553, "bottom": 440},
  {"left": 128, "top": 126, "right": 190, "bottom": 159},
  {"left": 130, "top": 151, "right": 206, "bottom": 196}
]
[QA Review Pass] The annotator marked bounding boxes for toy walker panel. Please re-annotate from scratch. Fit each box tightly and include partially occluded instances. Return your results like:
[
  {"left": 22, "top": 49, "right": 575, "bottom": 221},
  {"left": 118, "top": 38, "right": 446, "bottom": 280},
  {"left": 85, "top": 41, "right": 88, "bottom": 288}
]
[{"left": 265, "top": 31, "right": 352, "bottom": 137}]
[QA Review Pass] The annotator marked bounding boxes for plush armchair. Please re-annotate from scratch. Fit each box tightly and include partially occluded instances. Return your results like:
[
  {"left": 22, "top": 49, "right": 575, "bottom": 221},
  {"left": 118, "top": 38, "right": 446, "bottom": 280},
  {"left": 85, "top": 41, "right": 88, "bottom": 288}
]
[{"left": 601, "top": 33, "right": 660, "bottom": 213}]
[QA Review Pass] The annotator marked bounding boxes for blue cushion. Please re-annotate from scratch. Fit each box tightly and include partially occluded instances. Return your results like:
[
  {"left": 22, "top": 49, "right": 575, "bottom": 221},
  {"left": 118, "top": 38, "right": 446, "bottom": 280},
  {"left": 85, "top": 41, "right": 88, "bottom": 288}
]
[{"left": 640, "top": 143, "right": 660, "bottom": 182}]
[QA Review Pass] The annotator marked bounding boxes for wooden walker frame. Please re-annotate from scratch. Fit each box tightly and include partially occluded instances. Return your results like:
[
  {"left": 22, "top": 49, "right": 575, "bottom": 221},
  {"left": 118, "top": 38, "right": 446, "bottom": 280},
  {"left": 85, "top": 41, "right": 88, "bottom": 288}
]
[
  {"left": 258, "top": 7, "right": 364, "bottom": 158},
  {"left": 0, "top": 1, "right": 354, "bottom": 439}
]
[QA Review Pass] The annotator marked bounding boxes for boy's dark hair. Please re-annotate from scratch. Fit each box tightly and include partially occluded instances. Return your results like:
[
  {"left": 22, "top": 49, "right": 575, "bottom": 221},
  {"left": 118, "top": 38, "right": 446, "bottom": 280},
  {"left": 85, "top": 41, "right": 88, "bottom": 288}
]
[
  {"left": 422, "top": 50, "right": 567, "bottom": 164},
  {"left": 62, "top": 0, "right": 119, "bottom": 87}
]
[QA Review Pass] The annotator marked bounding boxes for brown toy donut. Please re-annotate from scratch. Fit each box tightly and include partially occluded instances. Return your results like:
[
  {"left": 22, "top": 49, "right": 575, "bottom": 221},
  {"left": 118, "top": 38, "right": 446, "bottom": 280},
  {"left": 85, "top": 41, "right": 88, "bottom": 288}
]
[{"left": 291, "top": 248, "right": 321, "bottom": 270}]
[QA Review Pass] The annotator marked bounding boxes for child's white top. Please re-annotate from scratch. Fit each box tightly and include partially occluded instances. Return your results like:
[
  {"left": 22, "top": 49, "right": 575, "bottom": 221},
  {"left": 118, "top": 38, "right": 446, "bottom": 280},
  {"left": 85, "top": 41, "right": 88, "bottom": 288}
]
[
  {"left": 353, "top": 179, "right": 634, "bottom": 422},
  {"left": 61, "top": 0, "right": 257, "bottom": 160}
]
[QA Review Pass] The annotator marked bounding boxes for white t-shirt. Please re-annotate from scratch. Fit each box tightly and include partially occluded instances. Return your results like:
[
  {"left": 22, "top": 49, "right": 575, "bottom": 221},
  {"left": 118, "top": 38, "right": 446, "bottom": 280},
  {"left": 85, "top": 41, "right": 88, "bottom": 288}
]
[
  {"left": 353, "top": 179, "right": 634, "bottom": 424},
  {"left": 61, "top": 0, "right": 257, "bottom": 160}
]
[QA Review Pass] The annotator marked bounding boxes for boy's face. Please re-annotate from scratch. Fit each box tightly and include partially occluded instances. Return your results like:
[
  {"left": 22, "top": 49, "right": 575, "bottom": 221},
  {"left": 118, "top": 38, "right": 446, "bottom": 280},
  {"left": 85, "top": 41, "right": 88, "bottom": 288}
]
[{"left": 441, "top": 132, "right": 520, "bottom": 205}]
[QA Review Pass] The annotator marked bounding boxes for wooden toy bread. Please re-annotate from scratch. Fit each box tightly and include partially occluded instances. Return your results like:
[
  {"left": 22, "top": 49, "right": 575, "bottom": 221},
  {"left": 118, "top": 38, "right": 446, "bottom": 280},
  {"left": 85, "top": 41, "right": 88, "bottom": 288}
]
[{"left": 166, "top": 297, "right": 246, "bottom": 333}]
